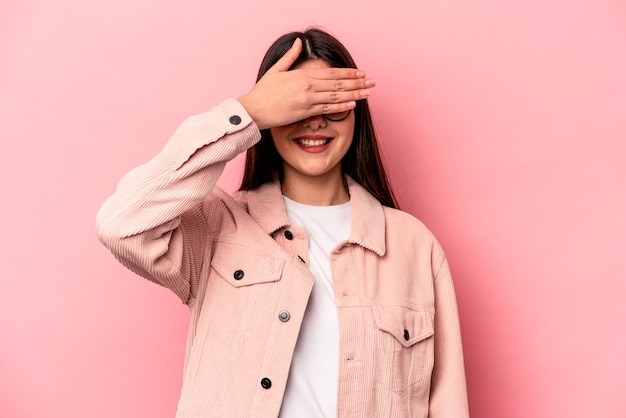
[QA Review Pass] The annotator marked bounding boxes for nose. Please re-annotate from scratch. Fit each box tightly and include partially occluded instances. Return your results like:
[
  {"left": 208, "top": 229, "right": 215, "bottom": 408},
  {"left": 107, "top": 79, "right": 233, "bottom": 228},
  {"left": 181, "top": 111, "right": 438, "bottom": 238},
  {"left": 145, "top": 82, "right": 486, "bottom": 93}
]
[{"left": 301, "top": 114, "right": 327, "bottom": 130}]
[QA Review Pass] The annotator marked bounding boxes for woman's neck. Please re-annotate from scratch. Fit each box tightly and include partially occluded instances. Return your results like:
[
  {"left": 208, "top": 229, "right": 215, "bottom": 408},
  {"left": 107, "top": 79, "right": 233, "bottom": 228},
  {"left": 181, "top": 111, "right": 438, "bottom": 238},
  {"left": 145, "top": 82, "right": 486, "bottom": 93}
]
[{"left": 281, "top": 170, "right": 349, "bottom": 206}]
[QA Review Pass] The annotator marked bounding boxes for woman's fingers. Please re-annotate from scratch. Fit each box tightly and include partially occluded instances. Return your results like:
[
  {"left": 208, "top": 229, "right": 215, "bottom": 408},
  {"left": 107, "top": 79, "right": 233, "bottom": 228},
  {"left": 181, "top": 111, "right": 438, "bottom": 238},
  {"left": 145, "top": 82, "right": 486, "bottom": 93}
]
[
  {"left": 308, "top": 88, "right": 371, "bottom": 107},
  {"left": 309, "top": 77, "right": 376, "bottom": 94},
  {"left": 301, "top": 73, "right": 374, "bottom": 108},
  {"left": 306, "top": 67, "right": 366, "bottom": 80},
  {"left": 309, "top": 101, "right": 357, "bottom": 117},
  {"left": 297, "top": 68, "right": 375, "bottom": 101}
]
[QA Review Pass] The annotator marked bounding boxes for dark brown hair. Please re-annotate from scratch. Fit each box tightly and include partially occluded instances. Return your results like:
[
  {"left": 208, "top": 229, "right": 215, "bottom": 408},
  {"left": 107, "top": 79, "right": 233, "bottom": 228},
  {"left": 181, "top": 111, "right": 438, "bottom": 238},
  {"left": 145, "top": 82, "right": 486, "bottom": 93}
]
[{"left": 239, "top": 28, "right": 398, "bottom": 209}]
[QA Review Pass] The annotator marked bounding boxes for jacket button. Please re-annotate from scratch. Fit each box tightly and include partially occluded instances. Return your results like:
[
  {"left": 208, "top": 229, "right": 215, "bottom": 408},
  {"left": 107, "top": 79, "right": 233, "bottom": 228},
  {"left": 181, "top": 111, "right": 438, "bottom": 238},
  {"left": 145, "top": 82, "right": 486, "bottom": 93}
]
[
  {"left": 278, "top": 310, "right": 290, "bottom": 322},
  {"left": 403, "top": 329, "right": 410, "bottom": 341},
  {"left": 229, "top": 115, "right": 242, "bottom": 125},
  {"left": 284, "top": 230, "right": 293, "bottom": 240},
  {"left": 233, "top": 269, "right": 244, "bottom": 280},
  {"left": 260, "top": 377, "right": 272, "bottom": 389}
]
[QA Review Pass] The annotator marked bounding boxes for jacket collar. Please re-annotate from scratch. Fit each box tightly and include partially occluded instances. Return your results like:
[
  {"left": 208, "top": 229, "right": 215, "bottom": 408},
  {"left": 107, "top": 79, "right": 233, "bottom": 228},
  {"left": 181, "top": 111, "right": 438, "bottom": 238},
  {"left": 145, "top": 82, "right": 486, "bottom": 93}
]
[{"left": 246, "top": 176, "right": 386, "bottom": 257}]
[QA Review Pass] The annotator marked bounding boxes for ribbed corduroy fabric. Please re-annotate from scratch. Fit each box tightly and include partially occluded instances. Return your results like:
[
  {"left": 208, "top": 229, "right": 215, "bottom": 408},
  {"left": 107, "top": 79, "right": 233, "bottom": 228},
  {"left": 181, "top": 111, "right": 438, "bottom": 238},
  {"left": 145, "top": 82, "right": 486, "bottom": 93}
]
[{"left": 96, "top": 98, "right": 469, "bottom": 417}]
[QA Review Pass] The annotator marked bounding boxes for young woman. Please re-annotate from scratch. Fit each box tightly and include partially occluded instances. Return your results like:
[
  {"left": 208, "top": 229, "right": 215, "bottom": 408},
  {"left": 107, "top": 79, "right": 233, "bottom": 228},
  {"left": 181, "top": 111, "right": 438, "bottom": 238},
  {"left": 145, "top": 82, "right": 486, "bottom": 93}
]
[{"left": 97, "top": 28, "right": 469, "bottom": 418}]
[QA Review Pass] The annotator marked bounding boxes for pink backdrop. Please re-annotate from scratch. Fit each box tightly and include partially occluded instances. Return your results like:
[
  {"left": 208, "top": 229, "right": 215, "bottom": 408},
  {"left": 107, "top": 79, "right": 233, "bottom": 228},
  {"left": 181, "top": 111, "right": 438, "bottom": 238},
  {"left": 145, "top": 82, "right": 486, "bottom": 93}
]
[{"left": 2, "top": 0, "right": 625, "bottom": 417}]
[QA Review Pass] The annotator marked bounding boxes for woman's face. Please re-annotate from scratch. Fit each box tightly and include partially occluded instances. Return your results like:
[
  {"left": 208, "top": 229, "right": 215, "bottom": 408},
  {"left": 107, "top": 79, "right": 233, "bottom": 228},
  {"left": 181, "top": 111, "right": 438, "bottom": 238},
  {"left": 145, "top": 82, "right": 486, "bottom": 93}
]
[{"left": 270, "top": 59, "right": 355, "bottom": 184}]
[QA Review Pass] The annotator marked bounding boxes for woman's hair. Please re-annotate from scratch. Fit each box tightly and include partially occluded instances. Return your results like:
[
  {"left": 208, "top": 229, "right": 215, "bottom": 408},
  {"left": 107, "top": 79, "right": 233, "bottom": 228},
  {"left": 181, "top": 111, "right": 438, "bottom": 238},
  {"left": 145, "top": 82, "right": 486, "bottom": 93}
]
[{"left": 239, "top": 28, "right": 398, "bottom": 209}]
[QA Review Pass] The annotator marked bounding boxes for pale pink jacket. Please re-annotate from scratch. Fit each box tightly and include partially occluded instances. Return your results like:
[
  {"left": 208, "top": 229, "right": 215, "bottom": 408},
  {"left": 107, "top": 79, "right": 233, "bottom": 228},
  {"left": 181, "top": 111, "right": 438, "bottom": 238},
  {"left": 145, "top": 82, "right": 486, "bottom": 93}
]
[{"left": 96, "top": 98, "right": 469, "bottom": 417}]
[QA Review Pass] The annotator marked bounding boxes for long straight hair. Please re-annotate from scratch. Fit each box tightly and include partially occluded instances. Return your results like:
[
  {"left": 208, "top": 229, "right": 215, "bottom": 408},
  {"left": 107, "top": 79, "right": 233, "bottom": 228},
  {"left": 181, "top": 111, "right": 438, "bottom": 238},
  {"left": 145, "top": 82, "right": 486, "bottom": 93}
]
[{"left": 239, "top": 28, "right": 398, "bottom": 209}]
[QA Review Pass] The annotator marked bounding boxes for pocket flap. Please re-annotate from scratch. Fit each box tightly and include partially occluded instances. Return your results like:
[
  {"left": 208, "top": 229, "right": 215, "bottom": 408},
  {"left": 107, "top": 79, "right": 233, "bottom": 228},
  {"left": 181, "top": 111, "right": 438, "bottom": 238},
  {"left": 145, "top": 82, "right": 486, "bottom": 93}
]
[
  {"left": 373, "top": 305, "right": 434, "bottom": 348},
  {"left": 212, "top": 242, "right": 284, "bottom": 288}
]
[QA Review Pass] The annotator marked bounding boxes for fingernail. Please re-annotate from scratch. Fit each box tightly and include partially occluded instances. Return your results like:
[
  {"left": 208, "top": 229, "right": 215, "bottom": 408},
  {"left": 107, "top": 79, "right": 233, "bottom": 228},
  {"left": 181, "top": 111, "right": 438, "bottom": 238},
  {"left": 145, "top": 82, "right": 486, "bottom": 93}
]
[
  {"left": 365, "top": 78, "right": 376, "bottom": 87},
  {"left": 360, "top": 89, "right": 370, "bottom": 97},
  {"left": 355, "top": 70, "right": 366, "bottom": 77},
  {"left": 291, "top": 38, "right": 301, "bottom": 48}
]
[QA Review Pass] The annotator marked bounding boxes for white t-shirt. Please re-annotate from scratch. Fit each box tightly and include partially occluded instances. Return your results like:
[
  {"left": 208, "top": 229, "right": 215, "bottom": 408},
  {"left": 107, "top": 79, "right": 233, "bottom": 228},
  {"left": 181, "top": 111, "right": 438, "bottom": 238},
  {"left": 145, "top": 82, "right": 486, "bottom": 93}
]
[{"left": 279, "top": 196, "right": 351, "bottom": 418}]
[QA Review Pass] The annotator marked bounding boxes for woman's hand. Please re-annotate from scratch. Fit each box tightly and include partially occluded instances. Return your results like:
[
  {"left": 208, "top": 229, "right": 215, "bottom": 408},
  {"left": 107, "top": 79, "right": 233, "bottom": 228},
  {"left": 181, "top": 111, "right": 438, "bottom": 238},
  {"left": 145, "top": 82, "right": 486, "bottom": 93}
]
[{"left": 238, "top": 38, "right": 375, "bottom": 130}]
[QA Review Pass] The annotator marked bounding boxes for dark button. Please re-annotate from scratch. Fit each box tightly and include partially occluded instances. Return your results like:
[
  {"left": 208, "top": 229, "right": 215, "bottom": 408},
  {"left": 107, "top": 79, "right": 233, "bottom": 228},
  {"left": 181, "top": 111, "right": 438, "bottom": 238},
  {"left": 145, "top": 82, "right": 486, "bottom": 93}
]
[
  {"left": 278, "top": 310, "right": 290, "bottom": 322},
  {"left": 229, "top": 115, "right": 242, "bottom": 125},
  {"left": 297, "top": 255, "right": 305, "bottom": 263},
  {"left": 233, "top": 269, "right": 244, "bottom": 280},
  {"left": 260, "top": 377, "right": 272, "bottom": 389},
  {"left": 284, "top": 230, "right": 293, "bottom": 240},
  {"left": 403, "top": 329, "right": 410, "bottom": 341}
]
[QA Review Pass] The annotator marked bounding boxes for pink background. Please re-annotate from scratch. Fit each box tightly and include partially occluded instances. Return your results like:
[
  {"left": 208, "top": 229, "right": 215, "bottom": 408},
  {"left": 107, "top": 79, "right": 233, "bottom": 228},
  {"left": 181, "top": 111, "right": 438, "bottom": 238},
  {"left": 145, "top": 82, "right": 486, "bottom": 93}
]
[{"left": 2, "top": 0, "right": 625, "bottom": 417}]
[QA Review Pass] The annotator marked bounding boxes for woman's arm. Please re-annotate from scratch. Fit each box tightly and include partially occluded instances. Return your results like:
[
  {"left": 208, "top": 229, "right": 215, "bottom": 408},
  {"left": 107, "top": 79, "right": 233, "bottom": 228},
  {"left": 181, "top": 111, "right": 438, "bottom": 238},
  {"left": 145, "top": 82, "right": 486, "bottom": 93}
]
[
  {"left": 96, "top": 99, "right": 260, "bottom": 303},
  {"left": 429, "top": 247, "right": 470, "bottom": 417}
]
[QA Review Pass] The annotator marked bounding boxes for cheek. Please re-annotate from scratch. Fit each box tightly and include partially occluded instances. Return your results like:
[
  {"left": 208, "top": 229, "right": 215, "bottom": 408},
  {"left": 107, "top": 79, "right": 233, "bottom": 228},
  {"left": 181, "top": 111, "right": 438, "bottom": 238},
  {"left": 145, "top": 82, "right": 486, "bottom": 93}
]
[
  {"left": 269, "top": 128, "right": 286, "bottom": 148},
  {"left": 341, "top": 124, "right": 356, "bottom": 150},
  {"left": 269, "top": 128, "right": 293, "bottom": 163},
  {"left": 270, "top": 126, "right": 290, "bottom": 138}
]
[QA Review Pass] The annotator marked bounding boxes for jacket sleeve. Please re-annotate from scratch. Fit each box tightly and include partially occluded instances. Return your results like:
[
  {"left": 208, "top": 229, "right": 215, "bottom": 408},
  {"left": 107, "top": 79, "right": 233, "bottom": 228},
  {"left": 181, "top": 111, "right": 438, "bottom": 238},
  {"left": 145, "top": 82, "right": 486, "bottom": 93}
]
[
  {"left": 96, "top": 98, "right": 261, "bottom": 304},
  {"left": 429, "top": 245, "right": 470, "bottom": 417}
]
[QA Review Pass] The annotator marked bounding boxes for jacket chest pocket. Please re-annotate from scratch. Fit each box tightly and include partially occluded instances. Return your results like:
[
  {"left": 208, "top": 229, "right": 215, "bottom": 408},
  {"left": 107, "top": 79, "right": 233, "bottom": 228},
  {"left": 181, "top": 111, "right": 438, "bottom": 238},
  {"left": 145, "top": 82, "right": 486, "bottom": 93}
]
[
  {"left": 203, "top": 242, "right": 285, "bottom": 333},
  {"left": 372, "top": 305, "right": 435, "bottom": 393},
  {"left": 211, "top": 242, "right": 284, "bottom": 288}
]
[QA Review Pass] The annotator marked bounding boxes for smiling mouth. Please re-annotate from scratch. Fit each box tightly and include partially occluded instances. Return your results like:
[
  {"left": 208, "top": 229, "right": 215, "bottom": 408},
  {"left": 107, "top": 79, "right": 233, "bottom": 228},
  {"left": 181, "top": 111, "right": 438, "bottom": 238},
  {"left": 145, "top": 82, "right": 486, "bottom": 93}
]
[{"left": 296, "top": 138, "right": 332, "bottom": 147}]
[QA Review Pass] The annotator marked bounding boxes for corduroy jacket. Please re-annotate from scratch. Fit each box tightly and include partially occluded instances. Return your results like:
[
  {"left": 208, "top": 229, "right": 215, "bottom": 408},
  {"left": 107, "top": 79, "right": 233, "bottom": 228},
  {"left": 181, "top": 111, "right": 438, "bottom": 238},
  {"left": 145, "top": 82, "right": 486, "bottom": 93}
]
[{"left": 96, "top": 98, "right": 469, "bottom": 417}]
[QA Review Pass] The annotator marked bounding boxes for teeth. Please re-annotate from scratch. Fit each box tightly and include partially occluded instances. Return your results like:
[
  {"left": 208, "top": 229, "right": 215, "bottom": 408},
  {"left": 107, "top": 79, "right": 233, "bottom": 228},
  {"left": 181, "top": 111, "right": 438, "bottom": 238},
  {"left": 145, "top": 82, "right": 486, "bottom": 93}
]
[{"left": 297, "top": 138, "right": 329, "bottom": 147}]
